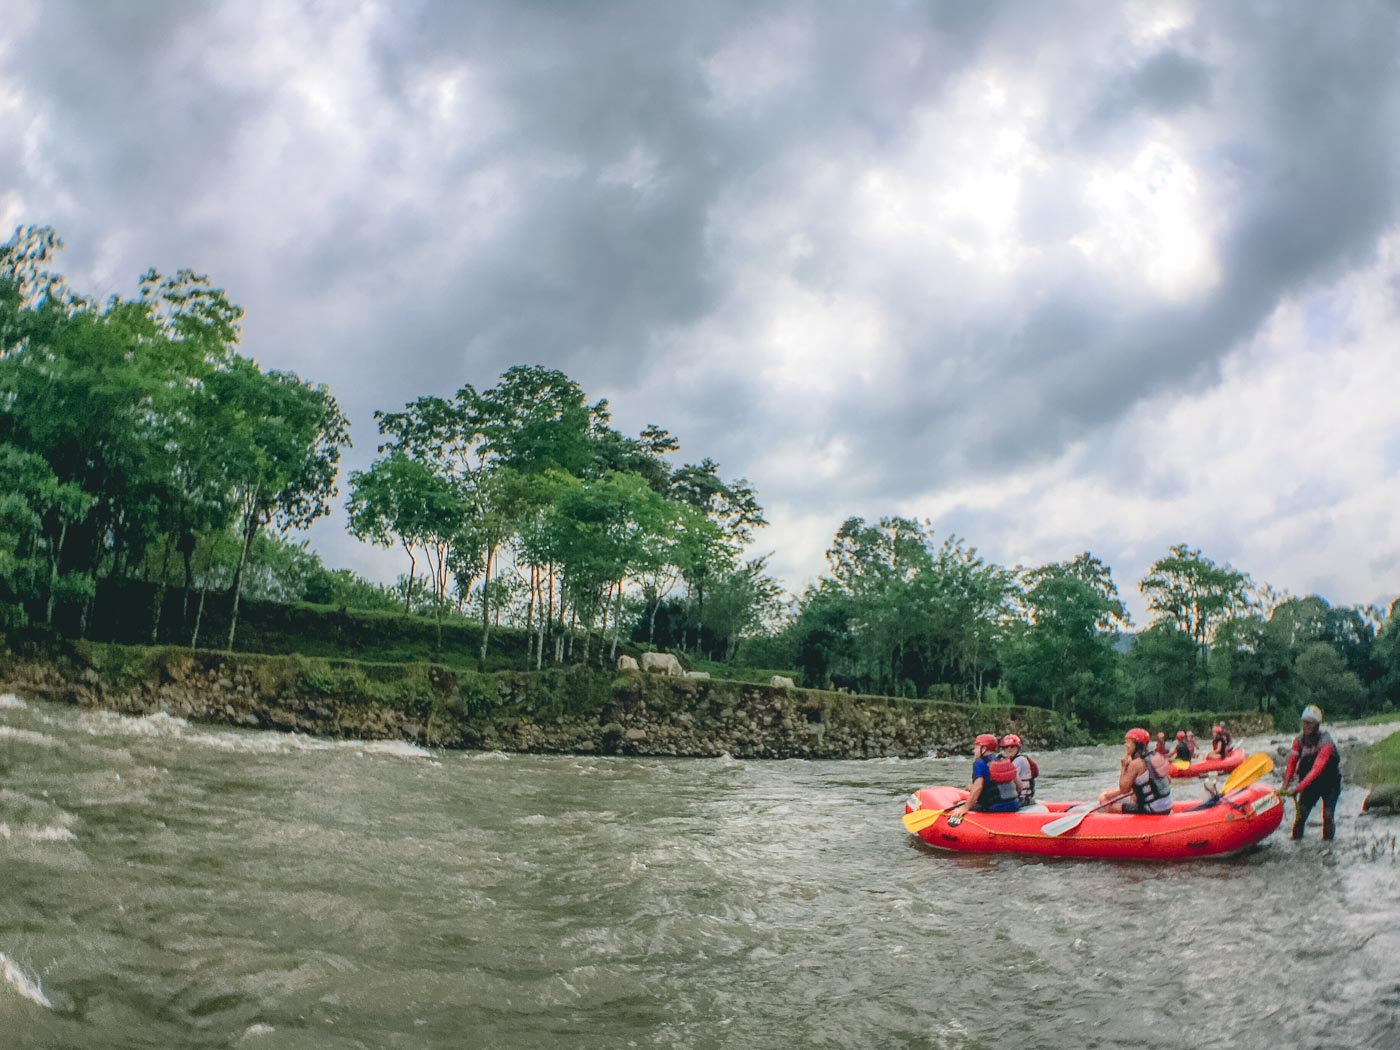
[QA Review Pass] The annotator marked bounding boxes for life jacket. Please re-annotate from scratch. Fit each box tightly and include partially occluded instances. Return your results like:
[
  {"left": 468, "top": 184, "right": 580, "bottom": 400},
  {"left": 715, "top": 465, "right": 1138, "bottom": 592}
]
[
  {"left": 1012, "top": 754, "right": 1038, "bottom": 803},
  {"left": 1131, "top": 752, "right": 1173, "bottom": 814},
  {"left": 973, "top": 755, "right": 1021, "bottom": 811},
  {"left": 1172, "top": 740, "right": 1192, "bottom": 763},
  {"left": 1154, "top": 741, "right": 1169, "bottom": 756},
  {"left": 1211, "top": 732, "right": 1232, "bottom": 758},
  {"left": 1294, "top": 729, "right": 1340, "bottom": 788}
]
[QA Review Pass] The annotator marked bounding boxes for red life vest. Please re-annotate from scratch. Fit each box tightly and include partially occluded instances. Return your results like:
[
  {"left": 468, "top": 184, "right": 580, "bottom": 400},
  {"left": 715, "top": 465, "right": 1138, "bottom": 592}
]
[{"left": 987, "top": 756, "right": 1017, "bottom": 783}]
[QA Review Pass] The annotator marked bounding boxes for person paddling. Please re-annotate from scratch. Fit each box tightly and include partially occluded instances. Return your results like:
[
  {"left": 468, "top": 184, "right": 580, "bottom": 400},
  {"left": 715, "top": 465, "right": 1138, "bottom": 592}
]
[
  {"left": 1171, "top": 731, "right": 1192, "bottom": 764},
  {"left": 1154, "top": 731, "right": 1169, "bottom": 758},
  {"left": 1207, "top": 723, "right": 1233, "bottom": 760},
  {"left": 946, "top": 734, "right": 1022, "bottom": 823},
  {"left": 1186, "top": 730, "right": 1198, "bottom": 758},
  {"left": 1097, "top": 728, "right": 1173, "bottom": 815},
  {"left": 1280, "top": 705, "right": 1341, "bottom": 841},
  {"left": 1000, "top": 734, "right": 1038, "bottom": 805}
]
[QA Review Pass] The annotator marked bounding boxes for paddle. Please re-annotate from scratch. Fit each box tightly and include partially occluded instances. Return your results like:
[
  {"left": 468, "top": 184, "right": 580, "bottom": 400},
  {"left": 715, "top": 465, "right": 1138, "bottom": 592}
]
[
  {"left": 1222, "top": 751, "right": 1273, "bottom": 792},
  {"left": 1189, "top": 751, "right": 1274, "bottom": 810},
  {"left": 1040, "top": 792, "right": 1130, "bottom": 837},
  {"left": 902, "top": 805, "right": 957, "bottom": 833}
]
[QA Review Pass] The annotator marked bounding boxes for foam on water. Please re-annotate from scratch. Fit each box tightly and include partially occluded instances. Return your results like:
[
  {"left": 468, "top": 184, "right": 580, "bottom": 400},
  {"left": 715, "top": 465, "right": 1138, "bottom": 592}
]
[
  {"left": 0, "top": 823, "right": 77, "bottom": 842},
  {"left": 472, "top": 749, "right": 513, "bottom": 761},
  {"left": 0, "top": 694, "right": 27, "bottom": 709},
  {"left": 0, "top": 953, "right": 53, "bottom": 1009},
  {"left": 65, "top": 708, "right": 439, "bottom": 760},
  {"left": 361, "top": 739, "right": 433, "bottom": 758},
  {"left": 0, "top": 726, "right": 61, "bottom": 748}
]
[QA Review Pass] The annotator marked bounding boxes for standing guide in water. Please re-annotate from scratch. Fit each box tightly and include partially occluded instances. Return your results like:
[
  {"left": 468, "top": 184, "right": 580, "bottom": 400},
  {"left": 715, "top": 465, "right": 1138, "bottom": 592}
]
[{"left": 1280, "top": 705, "right": 1342, "bottom": 841}]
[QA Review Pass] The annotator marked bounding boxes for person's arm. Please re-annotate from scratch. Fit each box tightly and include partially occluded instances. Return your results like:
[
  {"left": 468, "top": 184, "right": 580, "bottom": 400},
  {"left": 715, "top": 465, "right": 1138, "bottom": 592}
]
[
  {"left": 1296, "top": 743, "right": 1336, "bottom": 793},
  {"left": 1117, "top": 758, "right": 1140, "bottom": 796},
  {"left": 950, "top": 776, "right": 983, "bottom": 817},
  {"left": 1281, "top": 742, "right": 1300, "bottom": 789}
]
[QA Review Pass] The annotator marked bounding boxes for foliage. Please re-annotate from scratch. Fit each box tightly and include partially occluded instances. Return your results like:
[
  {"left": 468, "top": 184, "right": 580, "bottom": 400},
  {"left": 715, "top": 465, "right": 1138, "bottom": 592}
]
[
  {"left": 3, "top": 223, "right": 1395, "bottom": 719},
  {"left": 1355, "top": 729, "right": 1400, "bottom": 787},
  {"left": 1001, "top": 552, "right": 1128, "bottom": 722}
]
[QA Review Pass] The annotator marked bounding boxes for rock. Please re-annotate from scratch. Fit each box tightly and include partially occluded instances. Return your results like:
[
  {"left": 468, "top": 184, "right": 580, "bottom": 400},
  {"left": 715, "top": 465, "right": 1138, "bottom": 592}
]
[
  {"left": 1362, "top": 785, "right": 1400, "bottom": 815},
  {"left": 624, "top": 728, "right": 648, "bottom": 741}
]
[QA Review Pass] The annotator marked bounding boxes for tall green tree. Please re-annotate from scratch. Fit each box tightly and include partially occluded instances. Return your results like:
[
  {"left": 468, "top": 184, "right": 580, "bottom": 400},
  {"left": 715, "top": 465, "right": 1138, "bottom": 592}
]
[
  {"left": 1002, "top": 552, "right": 1128, "bottom": 721},
  {"left": 211, "top": 360, "right": 349, "bottom": 650}
]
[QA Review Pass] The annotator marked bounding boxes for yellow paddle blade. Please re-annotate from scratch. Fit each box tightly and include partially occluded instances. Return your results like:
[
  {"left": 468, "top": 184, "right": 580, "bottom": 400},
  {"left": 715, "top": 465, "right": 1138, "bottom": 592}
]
[
  {"left": 1221, "top": 752, "right": 1273, "bottom": 794},
  {"left": 1172, "top": 759, "right": 1190, "bottom": 770},
  {"left": 902, "top": 807, "right": 946, "bottom": 833}
]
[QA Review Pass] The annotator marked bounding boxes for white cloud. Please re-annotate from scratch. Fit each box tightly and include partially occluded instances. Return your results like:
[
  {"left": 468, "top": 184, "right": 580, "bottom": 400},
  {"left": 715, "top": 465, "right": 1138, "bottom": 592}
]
[{"left": 897, "top": 231, "right": 1400, "bottom": 621}]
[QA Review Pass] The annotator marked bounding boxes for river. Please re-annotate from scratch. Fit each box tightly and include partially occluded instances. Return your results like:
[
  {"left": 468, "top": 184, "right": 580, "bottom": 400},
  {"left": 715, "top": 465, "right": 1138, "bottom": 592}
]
[{"left": 2, "top": 692, "right": 1398, "bottom": 1049}]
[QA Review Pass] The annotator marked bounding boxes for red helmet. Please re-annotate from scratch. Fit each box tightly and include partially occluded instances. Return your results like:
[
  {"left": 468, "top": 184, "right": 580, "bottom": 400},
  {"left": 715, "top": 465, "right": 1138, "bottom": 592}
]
[
  {"left": 1176, "top": 731, "right": 1186, "bottom": 740},
  {"left": 1212, "top": 724, "right": 1223, "bottom": 734},
  {"left": 1125, "top": 728, "right": 1150, "bottom": 746},
  {"left": 974, "top": 733, "right": 1000, "bottom": 750},
  {"left": 1000, "top": 733, "right": 1022, "bottom": 749}
]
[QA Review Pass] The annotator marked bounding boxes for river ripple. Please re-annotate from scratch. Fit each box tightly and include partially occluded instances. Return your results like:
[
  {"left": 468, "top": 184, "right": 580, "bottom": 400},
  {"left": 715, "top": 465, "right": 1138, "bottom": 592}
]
[{"left": 2, "top": 693, "right": 1398, "bottom": 1049}]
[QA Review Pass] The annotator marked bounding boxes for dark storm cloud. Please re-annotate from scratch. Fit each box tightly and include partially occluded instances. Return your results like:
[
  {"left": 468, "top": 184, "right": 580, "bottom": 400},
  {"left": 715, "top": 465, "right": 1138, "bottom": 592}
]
[
  {"left": 801, "top": 2, "right": 1400, "bottom": 505},
  {"left": 4, "top": 1, "right": 1399, "bottom": 590}
]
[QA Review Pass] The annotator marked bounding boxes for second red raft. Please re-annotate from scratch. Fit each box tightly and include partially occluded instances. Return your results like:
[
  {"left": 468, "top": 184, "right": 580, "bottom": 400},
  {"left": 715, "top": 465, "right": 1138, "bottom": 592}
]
[{"left": 1168, "top": 747, "right": 1246, "bottom": 778}]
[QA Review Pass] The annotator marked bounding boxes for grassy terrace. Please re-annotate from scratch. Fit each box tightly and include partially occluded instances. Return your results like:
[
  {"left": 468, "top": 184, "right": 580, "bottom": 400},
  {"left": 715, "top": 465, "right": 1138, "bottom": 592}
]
[{"left": 1357, "top": 730, "right": 1400, "bottom": 787}]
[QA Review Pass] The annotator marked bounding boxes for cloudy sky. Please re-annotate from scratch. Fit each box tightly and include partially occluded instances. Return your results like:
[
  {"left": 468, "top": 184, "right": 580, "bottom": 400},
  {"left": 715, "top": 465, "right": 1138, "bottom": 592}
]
[{"left": 4, "top": 0, "right": 1399, "bottom": 622}]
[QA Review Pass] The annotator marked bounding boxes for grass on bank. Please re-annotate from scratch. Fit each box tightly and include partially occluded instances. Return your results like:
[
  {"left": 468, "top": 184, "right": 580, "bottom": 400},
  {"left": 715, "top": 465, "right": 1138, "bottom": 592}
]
[{"left": 1356, "top": 730, "right": 1400, "bottom": 787}]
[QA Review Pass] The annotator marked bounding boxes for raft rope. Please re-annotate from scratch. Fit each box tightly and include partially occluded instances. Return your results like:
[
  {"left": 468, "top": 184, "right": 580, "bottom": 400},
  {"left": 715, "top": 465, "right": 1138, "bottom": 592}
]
[{"left": 950, "top": 807, "right": 1265, "bottom": 843}]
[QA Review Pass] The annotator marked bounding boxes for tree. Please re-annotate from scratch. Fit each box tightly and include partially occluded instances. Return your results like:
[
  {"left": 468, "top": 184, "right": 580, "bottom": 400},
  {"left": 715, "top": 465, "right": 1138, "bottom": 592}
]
[
  {"left": 1139, "top": 544, "right": 1252, "bottom": 648},
  {"left": 1139, "top": 544, "right": 1251, "bottom": 698},
  {"left": 1375, "top": 600, "right": 1400, "bottom": 708},
  {"left": 1002, "top": 552, "right": 1128, "bottom": 721},
  {"left": 1122, "top": 624, "right": 1201, "bottom": 711},
  {"left": 1288, "top": 642, "right": 1368, "bottom": 718},
  {"left": 347, "top": 452, "right": 459, "bottom": 613},
  {"left": 211, "top": 360, "right": 349, "bottom": 650}
]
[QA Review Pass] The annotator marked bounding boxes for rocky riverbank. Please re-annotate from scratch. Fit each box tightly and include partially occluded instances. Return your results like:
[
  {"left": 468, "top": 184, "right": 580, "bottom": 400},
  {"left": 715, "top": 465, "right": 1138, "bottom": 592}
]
[{"left": 0, "top": 639, "right": 1093, "bottom": 759}]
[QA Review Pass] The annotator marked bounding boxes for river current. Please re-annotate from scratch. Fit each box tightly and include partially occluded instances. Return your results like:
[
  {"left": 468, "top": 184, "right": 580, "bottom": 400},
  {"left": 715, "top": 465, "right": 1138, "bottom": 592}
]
[{"left": 2, "top": 692, "right": 1398, "bottom": 1049}]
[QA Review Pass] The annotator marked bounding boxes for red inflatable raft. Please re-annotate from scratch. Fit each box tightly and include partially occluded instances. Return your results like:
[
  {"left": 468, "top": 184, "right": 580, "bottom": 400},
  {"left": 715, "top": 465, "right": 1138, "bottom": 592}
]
[
  {"left": 903, "top": 784, "right": 1283, "bottom": 859},
  {"left": 1168, "top": 747, "right": 1246, "bottom": 779}
]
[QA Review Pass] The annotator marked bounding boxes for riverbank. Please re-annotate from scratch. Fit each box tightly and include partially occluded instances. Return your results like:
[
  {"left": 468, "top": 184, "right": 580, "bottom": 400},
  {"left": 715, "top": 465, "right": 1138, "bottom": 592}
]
[
  {"left": 0, "top": 636, "right": 1091, "bottom": 759},
  {"left": 1357, "top": 729, "right": 1400, "bottom": 813}
]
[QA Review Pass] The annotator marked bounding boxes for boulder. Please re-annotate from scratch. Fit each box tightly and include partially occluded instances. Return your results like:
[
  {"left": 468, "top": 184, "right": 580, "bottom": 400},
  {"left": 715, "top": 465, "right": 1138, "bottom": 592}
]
[
  {"left": 641, "top": 652, "right": 683, "bottom": 676},
  {"left": 1362, "top": 784, "right": 1400, "bottom": 815},
  {"left": 617, "top": 655, "right": 639, "bottom": 671}
]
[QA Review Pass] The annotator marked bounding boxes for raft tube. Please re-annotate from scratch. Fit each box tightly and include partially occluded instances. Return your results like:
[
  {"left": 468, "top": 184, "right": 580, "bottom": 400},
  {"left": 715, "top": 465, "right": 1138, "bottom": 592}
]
[
  {"left": 903, "top": 783, "right": 1282, "bottom": 859},
  {"left": 1168, "top": 747, "right": 1246, "bottom": 779}
]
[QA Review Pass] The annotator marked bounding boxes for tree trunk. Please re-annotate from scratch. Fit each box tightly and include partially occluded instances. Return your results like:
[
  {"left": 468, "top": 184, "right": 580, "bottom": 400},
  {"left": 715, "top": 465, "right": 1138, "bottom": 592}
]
[
  {"left": 149, "top": 533, "right": 174, "bottom": 643},
  {"left": 226, "top": 505, "right": 259, "bottom": 653},
  {"left": 479, "top": 543, "right": 496, "bottom": 664},
  {"left": 45, "top": 520, "right": 69, "bottom": 627},
  {"left": 180, "top": 533, "right": 195, "bottom": 625},
  {"left": 402, "top": 539, "right": 417, "bottom": 614},
  {"left": 191, "top": 551, "right": 212, "bottom": 651},
  {"left": 609, "top": 580, "right": 625, "bottom": 662}
]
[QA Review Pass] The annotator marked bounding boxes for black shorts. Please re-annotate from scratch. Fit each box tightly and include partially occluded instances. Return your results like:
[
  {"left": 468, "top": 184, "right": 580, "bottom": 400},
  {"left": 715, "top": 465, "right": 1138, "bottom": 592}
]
[{"left": 1119, "top": 799, "right": 1171, "bottom": 815}]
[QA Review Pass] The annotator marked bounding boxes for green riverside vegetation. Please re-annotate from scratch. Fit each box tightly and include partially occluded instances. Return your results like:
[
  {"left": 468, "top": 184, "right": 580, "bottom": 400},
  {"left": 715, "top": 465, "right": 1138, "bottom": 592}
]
[
  {"left": 3, "top": 225, "right": 1399, "bottom": 736},
  {"left": 1357, "top": 731, "right": 1400, "bottom": 787}
]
